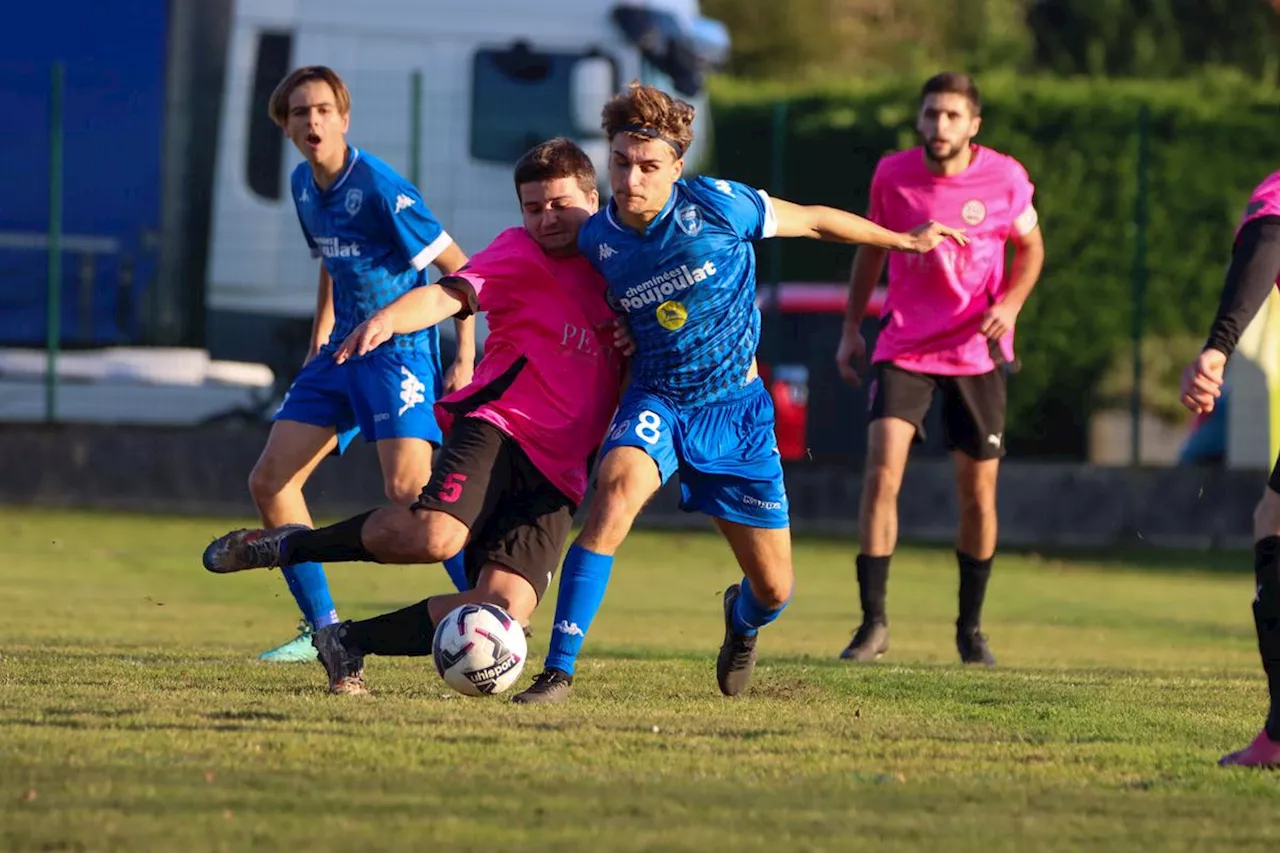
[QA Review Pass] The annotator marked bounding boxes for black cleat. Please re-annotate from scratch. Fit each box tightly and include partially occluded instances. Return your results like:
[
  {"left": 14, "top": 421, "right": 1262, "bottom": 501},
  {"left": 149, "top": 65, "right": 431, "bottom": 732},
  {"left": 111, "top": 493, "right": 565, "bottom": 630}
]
[
  {"left": 312, "top": 622, "right": 368, "bottom": 695},
  {"left": 716, "top": 584, "right": 758, "bottom": 697},
  {"left": 203, "top": 524, "right": 309, "bottom": 573},
  {"left": 523, "top": 623, "right": 534, "bottom": 640},
  {"left": 839, "top": 620, "right": 890, "bottom": 662},
  {"left": 510, "top": 668, "right": 573, "bottom": 704},
  {"left": 956, "top": 623, "right": 996, "bottom": 667}
]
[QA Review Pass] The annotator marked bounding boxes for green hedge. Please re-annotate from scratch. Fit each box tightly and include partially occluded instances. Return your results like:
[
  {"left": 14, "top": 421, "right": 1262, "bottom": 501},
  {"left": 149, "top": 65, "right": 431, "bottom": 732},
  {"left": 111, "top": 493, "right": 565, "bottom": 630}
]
[{"left": 708, "top": 73, "right": 1280, "bottom": 457}]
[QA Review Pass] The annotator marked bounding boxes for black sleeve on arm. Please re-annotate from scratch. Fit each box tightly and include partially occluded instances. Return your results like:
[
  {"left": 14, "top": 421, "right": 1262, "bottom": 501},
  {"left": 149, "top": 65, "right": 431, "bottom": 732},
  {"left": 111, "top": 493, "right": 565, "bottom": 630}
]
[
  {"left": 1204, "top": 216, "right": 1280, "bottom": 358},
  {"left": 436, "top": 275, "right": 478, "bottom": 319}
]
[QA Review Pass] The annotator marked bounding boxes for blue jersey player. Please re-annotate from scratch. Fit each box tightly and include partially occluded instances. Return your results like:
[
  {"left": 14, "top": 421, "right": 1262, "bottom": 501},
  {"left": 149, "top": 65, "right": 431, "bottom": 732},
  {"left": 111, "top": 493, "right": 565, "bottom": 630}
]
[
  {"left": 245, "top": 66, "right": 474, "bottom": 661},
  {"left": 513, "top": 82, "right": 966, "bottom": 703}
]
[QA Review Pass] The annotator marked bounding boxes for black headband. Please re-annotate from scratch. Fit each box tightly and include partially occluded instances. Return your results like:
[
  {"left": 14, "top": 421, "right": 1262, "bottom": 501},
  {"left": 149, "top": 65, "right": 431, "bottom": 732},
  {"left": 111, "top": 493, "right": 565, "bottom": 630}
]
[{"left": 618, "top": 124, "right": 685, "bottom": 157}]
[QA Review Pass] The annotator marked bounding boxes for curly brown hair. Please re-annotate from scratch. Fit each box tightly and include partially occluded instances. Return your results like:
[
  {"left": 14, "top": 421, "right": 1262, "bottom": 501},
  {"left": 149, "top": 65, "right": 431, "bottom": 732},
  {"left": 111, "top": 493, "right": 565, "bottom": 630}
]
[
  {"left": 600, "top": 81, "right": 695, "bottom": 157},
  {"left": 268, "top": 66, "right": 351, "bottom": 128}
]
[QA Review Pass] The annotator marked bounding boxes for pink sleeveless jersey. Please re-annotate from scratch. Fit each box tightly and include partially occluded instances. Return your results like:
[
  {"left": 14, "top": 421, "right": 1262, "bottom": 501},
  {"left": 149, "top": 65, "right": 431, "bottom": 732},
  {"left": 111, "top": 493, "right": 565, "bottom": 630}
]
[
  {"left": 866, "top": 145, "right": 1038, "bottom": 375},
  {"left": 437, "top": 227, "right": 623, "bottom": 504}
]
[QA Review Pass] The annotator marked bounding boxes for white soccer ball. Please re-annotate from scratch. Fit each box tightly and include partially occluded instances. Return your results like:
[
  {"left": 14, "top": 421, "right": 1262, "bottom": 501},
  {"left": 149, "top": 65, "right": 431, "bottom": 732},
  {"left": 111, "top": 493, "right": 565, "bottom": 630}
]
[{"left": 432, "top": 603, "right": 528, "bottom": 696}]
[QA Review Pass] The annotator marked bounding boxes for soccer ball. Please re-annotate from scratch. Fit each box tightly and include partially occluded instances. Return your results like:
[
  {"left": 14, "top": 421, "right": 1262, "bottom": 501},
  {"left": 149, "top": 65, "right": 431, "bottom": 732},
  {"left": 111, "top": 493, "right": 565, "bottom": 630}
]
[{"left": 432, "top": 603, "right": 528, "bottom": 696}]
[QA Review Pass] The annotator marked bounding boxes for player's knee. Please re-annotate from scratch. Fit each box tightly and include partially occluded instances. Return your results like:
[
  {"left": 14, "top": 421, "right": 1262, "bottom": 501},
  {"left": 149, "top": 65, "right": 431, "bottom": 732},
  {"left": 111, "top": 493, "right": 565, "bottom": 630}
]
[
  {"left": 751, "top": 575, "right": 793, "bottom": 610},
  {"left": 418, "top": 524, "right": 468, "bottom": 564},
  {"left": 580, "top": 475, "right": 646, "bottom": 548},
  {"left": 473, "top": 569, "right": 538, "bottom": 623},
  {"left": 957, "top": 483, "right": 997, "bottom": 518},
  {"left": 247, "top": 462, "right": 287, "bottom": 504},
  {"left": 389, "top": 508, "right": 467, "bottom": 564},
  {"left": 861, "top": 464, "right": 903, "bottom": 506}
]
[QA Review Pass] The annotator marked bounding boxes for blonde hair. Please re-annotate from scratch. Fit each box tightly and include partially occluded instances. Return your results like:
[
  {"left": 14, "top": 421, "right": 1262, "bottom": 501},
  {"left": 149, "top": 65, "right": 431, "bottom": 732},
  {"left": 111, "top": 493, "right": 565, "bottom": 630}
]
[
  {"left": 268, "top": 66, "right": 351, "bottom": 128},
  {"left": 601, "top": 81, "right": 695, "bottom": 157}
]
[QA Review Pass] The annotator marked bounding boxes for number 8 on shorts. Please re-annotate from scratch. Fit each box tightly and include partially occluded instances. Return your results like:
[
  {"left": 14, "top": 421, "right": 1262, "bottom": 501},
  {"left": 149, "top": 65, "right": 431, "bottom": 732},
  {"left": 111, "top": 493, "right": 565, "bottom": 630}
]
[{"left": 634, "top": 410, "right": 663, "bottom": 445}]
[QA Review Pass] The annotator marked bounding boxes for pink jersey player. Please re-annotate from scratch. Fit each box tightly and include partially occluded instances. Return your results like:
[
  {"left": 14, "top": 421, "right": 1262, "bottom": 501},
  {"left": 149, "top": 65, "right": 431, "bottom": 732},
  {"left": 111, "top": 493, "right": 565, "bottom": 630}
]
[
  {"left": 437, "top": 226, "right": 623, "bottom": 504},
  {"left": 199, "top": 139, "right": 630, "bottom": 698},
  {"left": 1181, "top": 169, "right": 1280, "bottom": 768},
  {"left": 868, "top": 145, "right": 1038, "bottom": 375},
  {"left": 837, "top": 73, "right": 1046, "bottom": 670}
]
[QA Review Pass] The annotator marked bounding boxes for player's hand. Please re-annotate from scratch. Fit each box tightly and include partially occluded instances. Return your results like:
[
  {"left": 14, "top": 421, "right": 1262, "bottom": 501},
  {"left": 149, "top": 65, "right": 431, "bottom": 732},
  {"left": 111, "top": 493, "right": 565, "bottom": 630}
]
[
  {"left": 609, "top": 317, "right": 637, "bottom": 357},
  {"left": 1180, "top": 348, "right": 1228, "bottom": 414},
  {"left": 443, "top": 358, "right": 474, "bottom": 394},
  {"left": 902, "top": 221, "right": 968, "bottom": 254},
  {"left": 835, "top": 328, "right": 868, "bottom": 386},
  {"left": 334, "top": 315, "right": 393, "bottom": 364},
  {"left": 980, "top": 301, "right": 1019, "bottom": 340}
]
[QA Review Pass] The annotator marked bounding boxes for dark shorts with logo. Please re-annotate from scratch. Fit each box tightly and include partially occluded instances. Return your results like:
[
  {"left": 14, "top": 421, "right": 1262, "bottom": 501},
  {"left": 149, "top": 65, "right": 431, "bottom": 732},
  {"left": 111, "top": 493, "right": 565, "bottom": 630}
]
[
  {"left": 411, "top": 417, "right": 575, "bottom": 600},
  {"left": 867, "top": 362, "right": 1008, "bottom": 460}
]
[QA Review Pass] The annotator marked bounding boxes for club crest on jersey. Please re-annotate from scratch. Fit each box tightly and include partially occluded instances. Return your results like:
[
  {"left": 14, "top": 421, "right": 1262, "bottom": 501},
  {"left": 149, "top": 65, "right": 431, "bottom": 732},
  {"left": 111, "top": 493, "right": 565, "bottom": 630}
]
[
  {"left": 655, "top": 300, "right": 688, "bottom": 331},
  {"left": 345, "top": 188, "right": 364, "bottom": 217},
  {"left": 609, "top": 419, "right": 630, "bottom": 441},
  {"left": 961, "top": 199, "right": 986, "bottom": 225},
  {"left": 675, "top": 204, "right": 704, "bottom": 236}
]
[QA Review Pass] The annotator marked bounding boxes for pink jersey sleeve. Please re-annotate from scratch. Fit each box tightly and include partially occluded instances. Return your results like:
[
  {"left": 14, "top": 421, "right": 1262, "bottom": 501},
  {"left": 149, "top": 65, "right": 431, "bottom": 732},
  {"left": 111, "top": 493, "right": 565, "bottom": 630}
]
[
  {"left": 1240, "top": 171, "right": 1280, "bottom": 235},
  {"left": 445, "top": 227, "right": 526, "bottom": 312},
  {"left": 1005, "top": 158, "right": 1038, "bottom": 238}
]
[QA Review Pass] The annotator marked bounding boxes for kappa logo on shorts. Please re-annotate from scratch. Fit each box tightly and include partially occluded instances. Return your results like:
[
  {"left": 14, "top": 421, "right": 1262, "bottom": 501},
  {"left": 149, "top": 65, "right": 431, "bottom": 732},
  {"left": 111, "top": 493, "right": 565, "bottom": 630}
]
[
  {"left": 742, "top": 495, "right": 784, "bottom": 511},
  {"left": 398, "top": 366, "right": 426, "bottom": 416}
]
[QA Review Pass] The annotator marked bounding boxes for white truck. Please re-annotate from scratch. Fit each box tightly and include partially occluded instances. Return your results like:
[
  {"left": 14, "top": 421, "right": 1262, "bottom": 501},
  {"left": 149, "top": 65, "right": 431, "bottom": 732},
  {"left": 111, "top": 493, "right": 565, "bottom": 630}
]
[{"left": 202, "top": 0, "right": 729, "bottom": 368}]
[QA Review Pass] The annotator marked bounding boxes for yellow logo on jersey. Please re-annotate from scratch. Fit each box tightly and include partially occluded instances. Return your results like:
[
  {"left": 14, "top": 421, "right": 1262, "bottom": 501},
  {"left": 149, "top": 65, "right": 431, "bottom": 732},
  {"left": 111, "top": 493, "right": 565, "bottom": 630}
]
[{"left": 656, "top": 300, "right": 688, "bottom": 331}]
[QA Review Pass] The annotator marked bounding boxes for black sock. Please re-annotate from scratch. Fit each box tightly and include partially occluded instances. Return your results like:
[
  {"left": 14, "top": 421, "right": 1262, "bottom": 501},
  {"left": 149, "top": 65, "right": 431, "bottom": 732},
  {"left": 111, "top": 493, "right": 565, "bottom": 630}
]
[
  {"left": 1252, "top": 536, "right": 1280, "bottom": 739},
  {"left": 343, "top": 598, "right": 436, "bottom": 657},
  {"left": 283, "top": 510, "right": 378, "bottom": 565},
  {"left": 856, "top": 554, "right": 891, "bottom": 625},
  {"left": 957, "top": 550, "right": 993, "bottom": 632}
]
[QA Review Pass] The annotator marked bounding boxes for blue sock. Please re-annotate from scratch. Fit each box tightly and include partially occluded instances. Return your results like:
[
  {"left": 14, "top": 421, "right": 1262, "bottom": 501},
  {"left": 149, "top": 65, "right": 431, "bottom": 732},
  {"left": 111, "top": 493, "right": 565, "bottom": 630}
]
[
  {"left": 544, "top": 545, "right": 614, "bottom": 677},
  {"left": 731, "top": 578, "right": 790, "bottom": 637},
  {"left": 442, "top": 551, "right": 469, "bottom": 592},
  {"left": 281, "top": 562, "right": 339, "bottom": 629}
]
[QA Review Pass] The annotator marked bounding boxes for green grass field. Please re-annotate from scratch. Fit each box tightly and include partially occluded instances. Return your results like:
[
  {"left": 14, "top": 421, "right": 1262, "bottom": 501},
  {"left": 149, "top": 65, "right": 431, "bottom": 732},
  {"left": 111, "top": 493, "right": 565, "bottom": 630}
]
[{"left": 2, "top": 507, "right": 1279, "bottom": 852}]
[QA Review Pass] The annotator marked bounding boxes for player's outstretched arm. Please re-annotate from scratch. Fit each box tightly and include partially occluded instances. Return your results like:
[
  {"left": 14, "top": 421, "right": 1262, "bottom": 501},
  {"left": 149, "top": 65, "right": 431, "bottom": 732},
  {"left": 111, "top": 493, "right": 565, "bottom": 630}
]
[
  {"left": 1181, "top": 217, "right": 1280, "bottom": 413},
  {"left": 333, "top": 284, "right": 467, "bottom": 364},
  {"left": 769, "top": 198, "right": 968, "bottom": 253}
]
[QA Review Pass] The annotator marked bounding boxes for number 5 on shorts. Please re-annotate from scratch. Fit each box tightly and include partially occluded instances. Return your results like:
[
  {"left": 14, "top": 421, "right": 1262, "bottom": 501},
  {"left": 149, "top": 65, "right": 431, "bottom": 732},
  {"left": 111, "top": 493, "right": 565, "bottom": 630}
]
[
  {"left": 438, "top": 472, "right": 467, "bottom": 503},
  {"left": 635, "top": 410, "right": 663, "bottom": 445}
]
